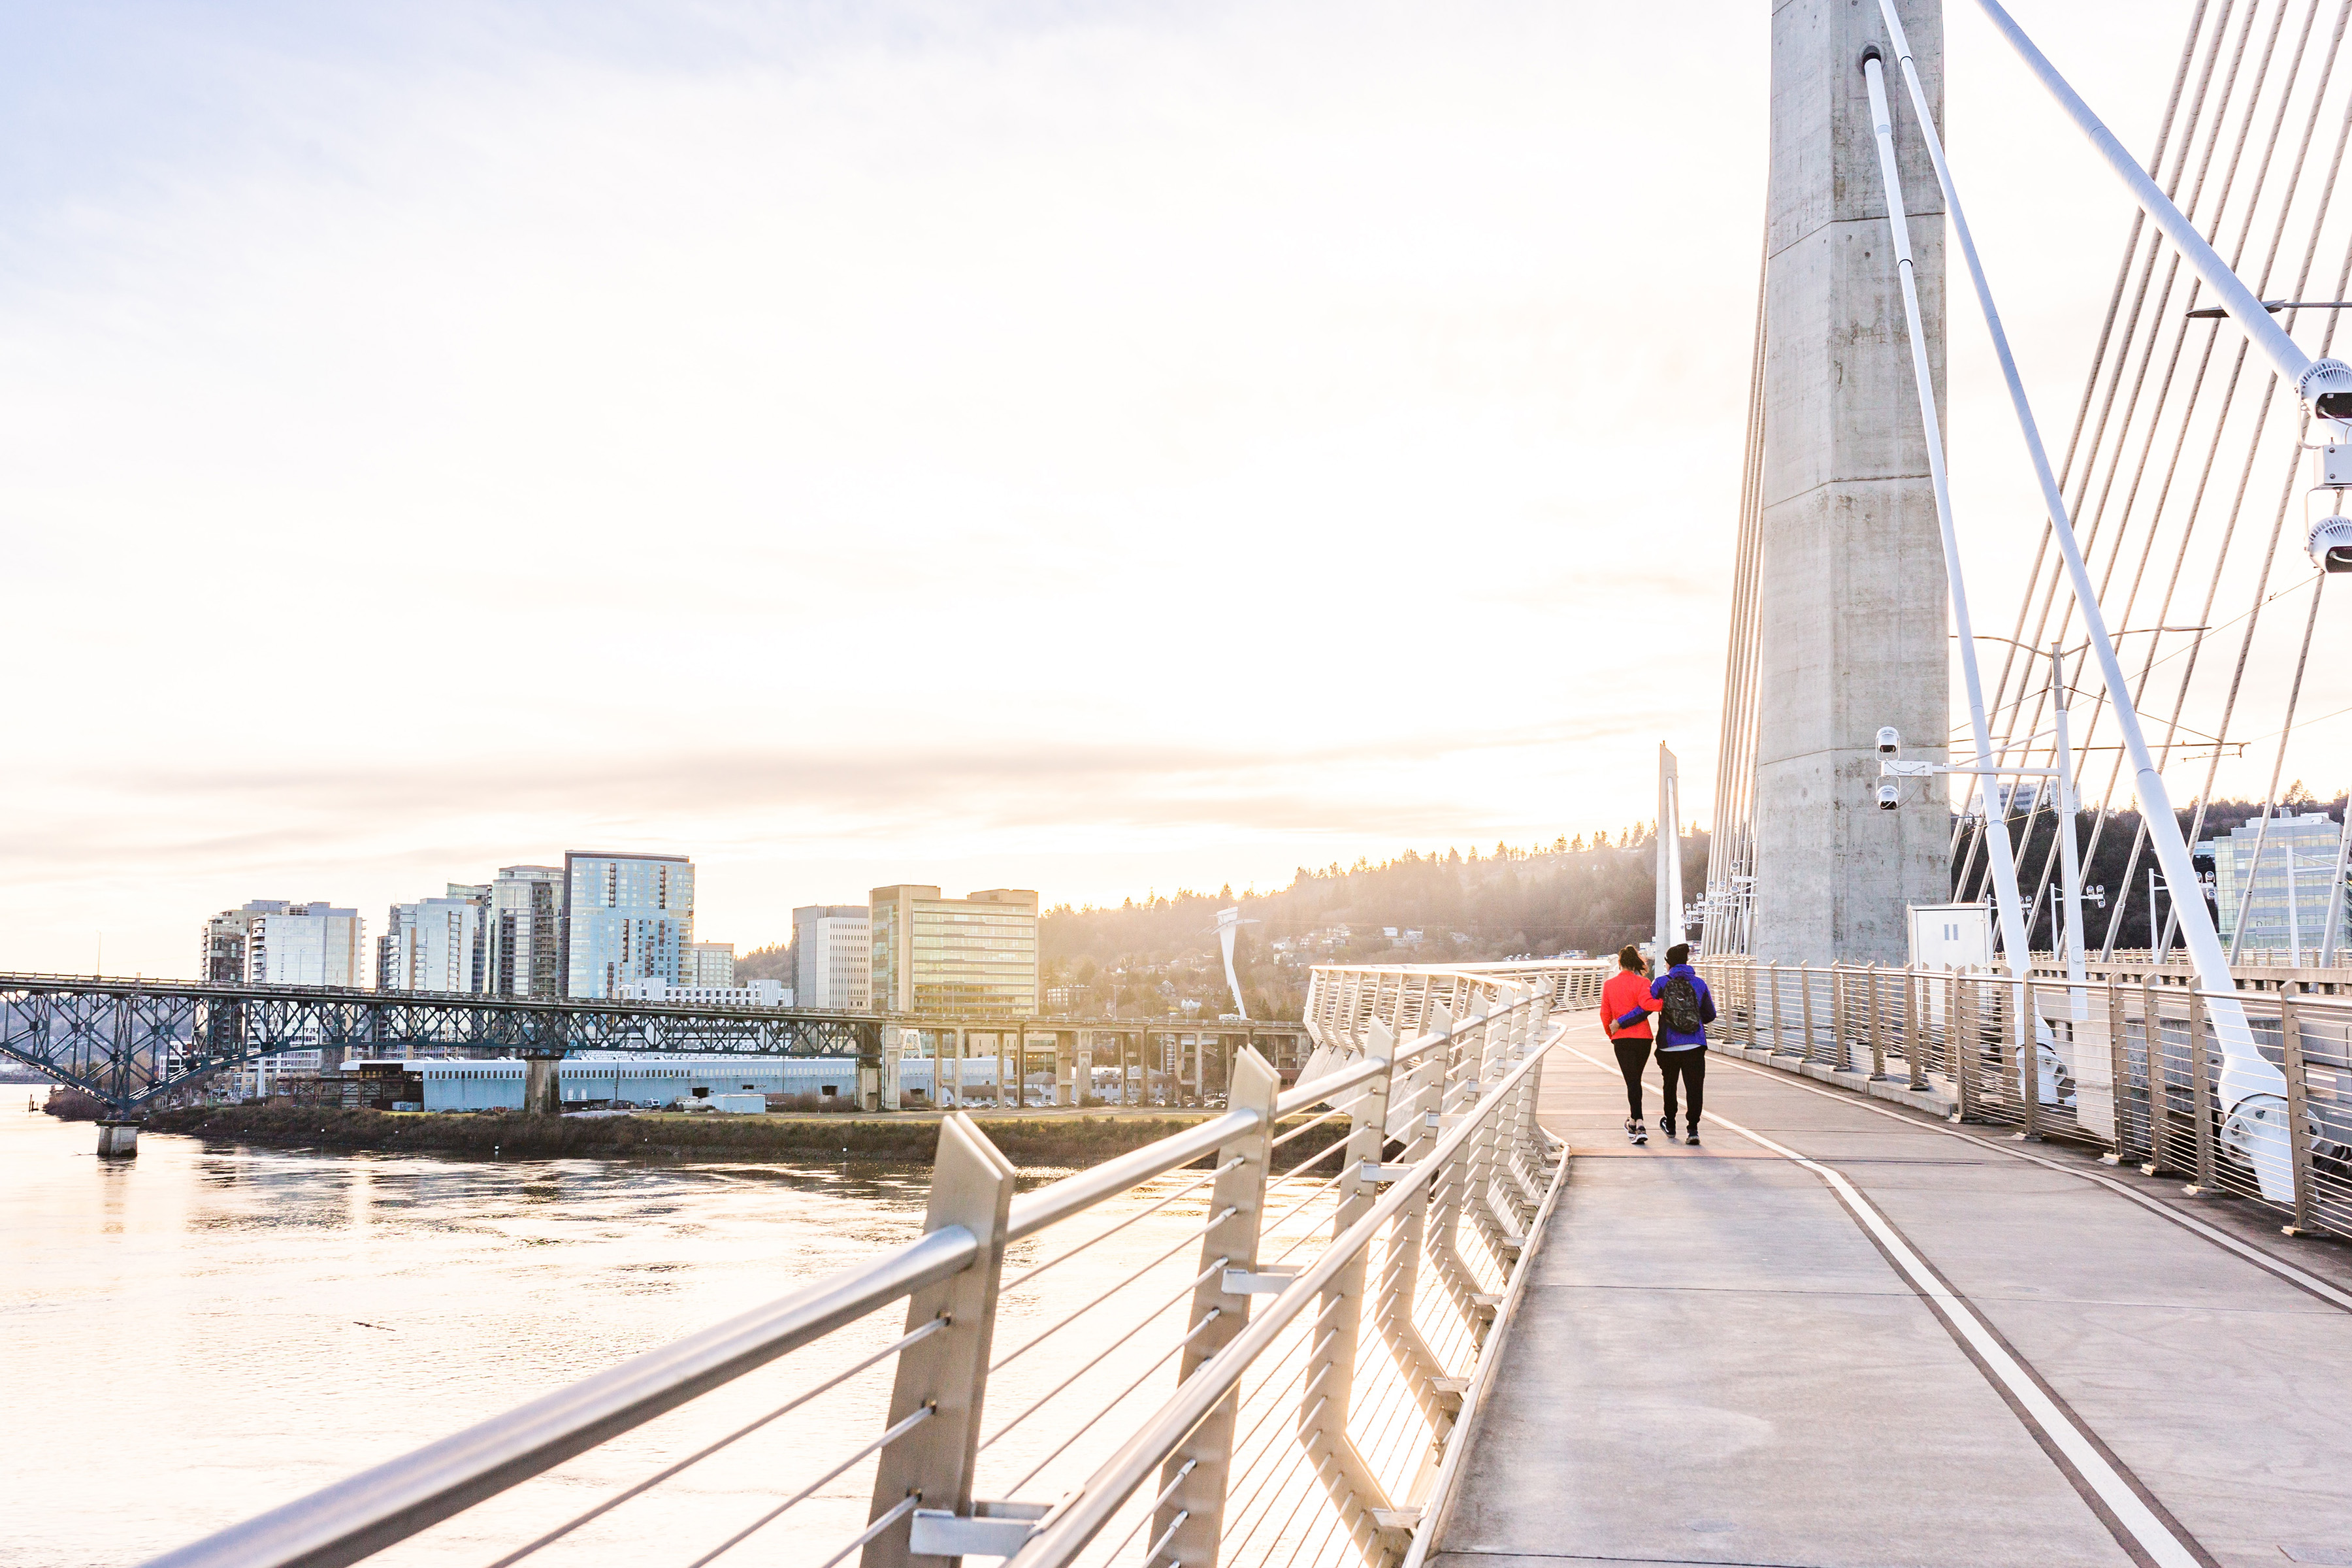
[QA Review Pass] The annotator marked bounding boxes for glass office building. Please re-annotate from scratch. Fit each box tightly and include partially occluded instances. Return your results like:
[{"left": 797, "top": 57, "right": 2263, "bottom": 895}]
[
  {"left": 564, "top": 852, "right": 696, "bottom": 998},
  {"left": 2206, "top": 810, "right": 2350, "bottom": 961},
  {"left": 870, "top": 887, "right": 1037, "bottom": 1016},
  {"left": 487, "top": 865, "right": 564, "bottom": 999},
  {"left": 378, "top": 886, "right": 487, "bottom": 993}
]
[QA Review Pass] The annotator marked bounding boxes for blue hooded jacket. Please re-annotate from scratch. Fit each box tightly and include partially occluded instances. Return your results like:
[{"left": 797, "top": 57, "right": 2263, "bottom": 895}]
[{"left": 1614, "top": 964, "right": 1714, "bottom": 1049}]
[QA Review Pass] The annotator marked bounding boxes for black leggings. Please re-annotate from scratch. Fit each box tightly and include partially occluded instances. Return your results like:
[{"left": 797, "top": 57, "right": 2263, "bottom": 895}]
[
  {"left": 1611, "top": 1039, "right": 1652, "bottom": 1119},
  {"left": 1658, "top": 1047, "right": 1706, "bottom": 1128}
]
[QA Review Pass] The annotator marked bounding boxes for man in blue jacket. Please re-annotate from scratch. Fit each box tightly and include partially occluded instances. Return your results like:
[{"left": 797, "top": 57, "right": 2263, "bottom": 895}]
[{"left": 1617, "top": 942, "right": 1715, "bottom": 1145}]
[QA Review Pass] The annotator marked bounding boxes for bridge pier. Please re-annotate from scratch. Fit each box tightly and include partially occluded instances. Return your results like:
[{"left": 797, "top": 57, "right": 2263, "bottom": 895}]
[
  {"left": 95, "top": 1119, "right": 140, "bottom": 1158},
  {"left": 521, "top": 1053, "right": 563, "bottom": 1116}
]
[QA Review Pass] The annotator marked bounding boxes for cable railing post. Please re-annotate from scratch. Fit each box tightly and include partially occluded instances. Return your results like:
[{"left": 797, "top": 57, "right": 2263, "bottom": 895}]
[
  {"left": 865, "top": 1115, "right": 1018, "bottom": 1568},
  {"left": 2104, "top": 973, "right": 2127, "bottom": 1162},
  {"left": 1377, "top": 1007, "right": 1459, "bottom": 1477},
  {"left": 1869, "top": 964, "right": 1887, "bottom": 1080},
  {"left": 1953, "top": 973, "right": 1977, "bottom": 1122},
  {"left": 2140, "top": 974, "right": 2167, "bottom": 1177},
  {"left": 2187, "top": 989, "right": 2218, "bottom": 1196},
  {"left": 1299, "top": 1019, "right": 1408, "bottom": 1566},
  {"left": 2019, "top": 972, "right": 2041, "bottom": 1142},
  {"left": 1426, "top": 999, "right": 1488, "bottom": 1328},
  {"left": 1765, "top": 960, "right": 1780, "bottom": 1054},
  {"left": 1154, "top": 1047, "right": 1280, "bottom": 1568},
  {"left": 1799, "top": 966, "right": 1818, "bottom": 1065},
  {"left": 2278, "top": 983, "right": 2319, "bottom": 1235},
  {"left": 1907, "top": 967, "right": 1928, "bottom": 1092},
  {"left": 1463, "top": 998, "right": 1516, "bottom": 1266}
]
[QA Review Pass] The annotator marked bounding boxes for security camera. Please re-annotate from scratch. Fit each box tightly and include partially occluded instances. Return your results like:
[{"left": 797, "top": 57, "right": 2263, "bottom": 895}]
[
  {"left": 1876, "top": 726, "right": 1901, "bottom": 755},
  {"left": 2312, "top": 514, "right": 2352, "bottom": 573},
  {"left": 1877, "top": 783, "right": 1901, "bottom": 811}
]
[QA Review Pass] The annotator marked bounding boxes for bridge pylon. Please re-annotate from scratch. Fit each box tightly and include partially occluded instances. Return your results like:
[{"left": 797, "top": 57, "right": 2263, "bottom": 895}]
[{"left": 1750, "top": 0, "right": 1952, "bottom": 965}]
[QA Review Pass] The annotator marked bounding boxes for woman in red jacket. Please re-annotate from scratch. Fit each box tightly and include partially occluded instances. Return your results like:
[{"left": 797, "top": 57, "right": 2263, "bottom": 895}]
[{"left": 1600, "top": 944, "right": 1662, "bottom": 1145}]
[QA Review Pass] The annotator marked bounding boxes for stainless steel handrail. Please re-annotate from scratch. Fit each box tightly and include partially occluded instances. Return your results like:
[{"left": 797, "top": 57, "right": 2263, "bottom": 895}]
[
  {"left": 146, "top": 1225, "right": 982, "bottom": 1568},
  {"left": 146, "top": 962, "right": 1569, "bottom": 1568},
  {"left": 1002, "top": 1037, "right": 1556, "bottom": 1568}
]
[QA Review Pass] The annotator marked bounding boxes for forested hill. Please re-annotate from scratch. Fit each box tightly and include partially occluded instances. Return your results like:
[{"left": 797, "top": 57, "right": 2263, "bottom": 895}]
[
  {"left": 1040, "top": 828, "right": 1709, "bottom": 1022},
  {"left": 1037, "top": 789, "right": 2345, "bottom": 1021}
]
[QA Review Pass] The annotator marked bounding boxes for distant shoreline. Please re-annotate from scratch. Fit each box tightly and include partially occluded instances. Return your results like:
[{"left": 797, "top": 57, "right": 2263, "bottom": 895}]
[{"left": 137, "top": 1102, "right": 1351, "bottom": 1168}]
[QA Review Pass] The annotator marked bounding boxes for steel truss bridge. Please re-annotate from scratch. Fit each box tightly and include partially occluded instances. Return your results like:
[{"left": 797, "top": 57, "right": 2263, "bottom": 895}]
[
  {"left": 0, "top": 972, "right": 885, "bottom": 1114},
  {"left": 0, "top": 972, "right": 1328, "bottom": 1115}
]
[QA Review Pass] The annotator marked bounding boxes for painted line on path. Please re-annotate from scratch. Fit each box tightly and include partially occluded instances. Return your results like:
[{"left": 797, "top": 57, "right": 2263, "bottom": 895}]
[
  {"left": 1562, "top": 1043, "right": 2215, "bottom": 1568},
  {"left": 1699, "top": 1046, "right": 2352, "bottom": 1315}
]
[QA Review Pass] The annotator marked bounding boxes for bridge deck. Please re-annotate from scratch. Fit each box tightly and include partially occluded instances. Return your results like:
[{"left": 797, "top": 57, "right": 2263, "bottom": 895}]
[{"left": 1433, "top": 1021, "right": 2352, "bottom": 1568}]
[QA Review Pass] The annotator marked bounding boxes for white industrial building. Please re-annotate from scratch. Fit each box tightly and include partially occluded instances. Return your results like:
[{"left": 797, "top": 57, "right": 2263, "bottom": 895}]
[
  {"left": 408, "top": 1054, "right": 990, "bottom": 1110},
  {"left": 793, "top": 905, "right": 871, "bottom": 1009}
]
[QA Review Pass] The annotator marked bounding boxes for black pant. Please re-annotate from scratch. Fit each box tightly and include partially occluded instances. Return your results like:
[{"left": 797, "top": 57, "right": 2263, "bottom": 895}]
[
  {"left": 1611, "top": 1038, "right": 1652, "bottom": 1119},
  {"left": 1658, "top": 1047, "right": 1705, "bottom": 1128}
]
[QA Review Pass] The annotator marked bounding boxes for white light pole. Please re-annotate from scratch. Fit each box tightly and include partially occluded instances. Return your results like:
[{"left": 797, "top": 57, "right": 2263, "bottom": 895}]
[
  {"left": 1861, "top": 54, "right": 2036, "bottom": 1100},
  {"left": 2049, "top": 642, "right": 2088, "bottom": 1019},
  {"left": 1656, "top": 745, "right": 1684, "bottom": 963}
]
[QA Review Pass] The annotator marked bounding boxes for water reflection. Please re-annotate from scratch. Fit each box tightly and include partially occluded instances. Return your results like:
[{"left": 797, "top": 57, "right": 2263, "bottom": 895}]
[{"left": 1, "top": 1110, "right": 1290, "bottom": 1568}]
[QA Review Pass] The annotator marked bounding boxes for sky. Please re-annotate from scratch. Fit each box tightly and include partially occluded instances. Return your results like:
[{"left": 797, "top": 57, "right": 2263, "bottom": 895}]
[{"left": 1, "top": 0, "right": 2341, "bottom": 977}]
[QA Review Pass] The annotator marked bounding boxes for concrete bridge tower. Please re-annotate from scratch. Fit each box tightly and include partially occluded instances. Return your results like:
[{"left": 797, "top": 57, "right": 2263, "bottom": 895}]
[{"left": 1750, "top": 0, "right": 1951, "bottom": 966}]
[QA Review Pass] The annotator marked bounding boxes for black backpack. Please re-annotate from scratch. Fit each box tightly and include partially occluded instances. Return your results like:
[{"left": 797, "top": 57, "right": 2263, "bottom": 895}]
[{"left": 1660, "top": 975, "right": 1704, "bottom": 1037}]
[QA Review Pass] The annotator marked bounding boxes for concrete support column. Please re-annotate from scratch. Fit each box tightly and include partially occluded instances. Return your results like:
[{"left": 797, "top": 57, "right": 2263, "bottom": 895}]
[
  {"left": 1751, "top": 0, "right": 1951, "bottom": 965},
  {"left": 96, "top": 1119, "right": 140, "bottom": 1158},
  {"left": 1074, "top": 1031, "right": 1092, "bottom": 1107},
  {"left": 522, "top": 1053, "right": 563, "bottom": 1116}
]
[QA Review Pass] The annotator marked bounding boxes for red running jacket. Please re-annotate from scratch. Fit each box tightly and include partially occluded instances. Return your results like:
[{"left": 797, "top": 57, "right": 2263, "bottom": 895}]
[{"left": 1601, "top": 968, "right": 1659, "bottom": 1041}]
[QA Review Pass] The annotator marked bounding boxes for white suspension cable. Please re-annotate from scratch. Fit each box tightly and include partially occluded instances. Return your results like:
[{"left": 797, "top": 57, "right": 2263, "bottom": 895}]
[
  {"left": 1971, "top": 0, "right": 2352, "bottom": 414},
  {"left": 1882, "top": 0, "right": 2295, "bottom": 1204}
]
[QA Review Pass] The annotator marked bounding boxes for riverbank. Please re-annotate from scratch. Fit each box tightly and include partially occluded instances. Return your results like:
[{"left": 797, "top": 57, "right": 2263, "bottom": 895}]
[{"left": 139, "top": 1102, "right": 1351, "bottom": 1168}]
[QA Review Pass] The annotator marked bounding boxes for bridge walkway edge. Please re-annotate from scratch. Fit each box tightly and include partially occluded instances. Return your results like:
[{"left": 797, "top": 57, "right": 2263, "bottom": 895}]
[{"left": 1422, "top": 1021, "right": 2352, "bottom": 1568}]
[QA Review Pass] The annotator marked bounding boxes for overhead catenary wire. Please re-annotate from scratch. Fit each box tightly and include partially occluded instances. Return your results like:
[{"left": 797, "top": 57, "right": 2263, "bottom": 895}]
[
  {"left": 2226, "top": 574, "right": 2332, "bottom": 955},
  {"left": 2027, "top": 0, "right": 2351, "bottom": 950},
  {"left": 1967, "top": 0, "right": 2268, "bottom": 904},
  {"left": 1959, "top": 0, "right": 2237, "bottom": 897},
  {"left": 1944, "top": 0, "right": 2352, "bottom": 977},
  {"left": 1919, "top": 0, "right": 2295, "bottom": 1176}
]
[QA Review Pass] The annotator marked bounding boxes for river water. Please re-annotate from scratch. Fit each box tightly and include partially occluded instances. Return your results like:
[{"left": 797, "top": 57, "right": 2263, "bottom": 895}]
[{"left": 1, "top": 1109, "right": 1305, "bottom": 1568}]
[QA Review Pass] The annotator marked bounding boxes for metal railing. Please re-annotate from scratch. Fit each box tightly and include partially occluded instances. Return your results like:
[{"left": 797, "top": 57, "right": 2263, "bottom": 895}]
[
  {"left": 147, "top": 964, "right": 1571, "bottom": 1568},
  {"left": 1700, "top": 956, "right": 2352, "bottom": 1239}
]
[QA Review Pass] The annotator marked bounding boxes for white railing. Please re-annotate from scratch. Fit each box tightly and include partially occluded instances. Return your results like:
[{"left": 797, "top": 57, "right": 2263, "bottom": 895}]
[
  {"left": 1700, "top": 956, "right": 2352, "bottom": 1239},
  {"left": 146, "top": 964, "right": 1573, "bottom": 1568}
]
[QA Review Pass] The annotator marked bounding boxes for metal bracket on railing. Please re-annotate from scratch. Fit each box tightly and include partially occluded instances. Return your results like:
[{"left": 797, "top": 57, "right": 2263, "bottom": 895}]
[
  {"left": 909, "top": 1501, "right": 1051, "bottom": 1559},
  {"left": 1221, "top": 1265, "right": 1299, "bottom": 1294},
  {"left": 1359, "top": 1161, "right": 1414, "bottom": 1184},
  {"left": 863, "top": 1115, "right": 1019, "bottom": 1568}
]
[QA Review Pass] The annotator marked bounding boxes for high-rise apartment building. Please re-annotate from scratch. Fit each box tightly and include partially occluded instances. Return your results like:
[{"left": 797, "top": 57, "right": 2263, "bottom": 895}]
[
  {"left": 486, "top": 865, "right": 563, "bottom": 998},
  {"left": 378, "top": 885, "right": 487, "bottom": 993},
  {"left": 201, "top": 901, "right": 367, "bottom": 987},
  {"left": 686, "top": 942, "right": 737, "bottom": 988},
  {"left": 2206, "top": 811, "right": 2351, "bottom": 958},
  {"left": 563, "top": 851, "right": 695, "bottom": 998},
  {"left": 869, "top": 887, "right": 1037, "bottom": 1016},
  {"left": 793, "top": 906, "right": 871, "bottom": 1009}
]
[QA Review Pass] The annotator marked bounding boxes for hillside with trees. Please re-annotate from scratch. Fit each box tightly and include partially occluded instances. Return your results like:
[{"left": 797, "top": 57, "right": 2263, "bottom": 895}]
[
  {"left": 1036, "top": 788, "right": 2345, "bottom": 1021},
  {"left": 1040, "top": 826, "right": 1708, "bottom": 1022}
]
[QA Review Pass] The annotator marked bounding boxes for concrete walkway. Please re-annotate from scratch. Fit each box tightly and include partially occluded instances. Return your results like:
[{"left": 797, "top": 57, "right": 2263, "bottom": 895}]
[{"left": 1429, "top": 1020, "right": 2352, "bottom": 1568}]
